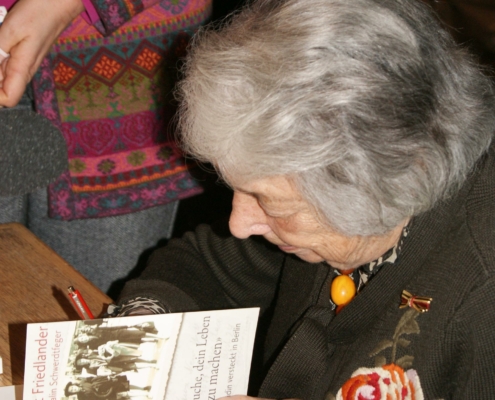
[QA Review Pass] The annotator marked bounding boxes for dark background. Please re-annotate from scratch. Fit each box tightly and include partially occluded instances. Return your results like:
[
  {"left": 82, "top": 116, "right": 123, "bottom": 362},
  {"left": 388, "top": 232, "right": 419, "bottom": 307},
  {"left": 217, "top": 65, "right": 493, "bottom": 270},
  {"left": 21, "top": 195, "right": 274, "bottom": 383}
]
[{"left": 171, "top": 0, "right": 248, "bottom": 238}]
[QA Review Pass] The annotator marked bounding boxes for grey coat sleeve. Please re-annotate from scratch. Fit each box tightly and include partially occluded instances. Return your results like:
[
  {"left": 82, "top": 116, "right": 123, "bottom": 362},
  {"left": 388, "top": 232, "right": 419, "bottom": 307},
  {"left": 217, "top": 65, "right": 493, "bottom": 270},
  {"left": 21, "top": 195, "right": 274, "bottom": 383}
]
[{"left": 118, "top": 219, "right": 285, "bottom": 315}]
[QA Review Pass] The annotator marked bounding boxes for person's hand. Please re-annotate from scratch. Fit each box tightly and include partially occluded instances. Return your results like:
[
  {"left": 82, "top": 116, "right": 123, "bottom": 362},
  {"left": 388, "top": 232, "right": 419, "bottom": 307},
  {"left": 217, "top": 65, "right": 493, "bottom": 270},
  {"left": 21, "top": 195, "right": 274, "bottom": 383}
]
[
  {"left": 0, "top": 0, "right": 85, "bottom": 107},
  {"left": 218, "top": 396, "right": 300, "bottom": 400}
]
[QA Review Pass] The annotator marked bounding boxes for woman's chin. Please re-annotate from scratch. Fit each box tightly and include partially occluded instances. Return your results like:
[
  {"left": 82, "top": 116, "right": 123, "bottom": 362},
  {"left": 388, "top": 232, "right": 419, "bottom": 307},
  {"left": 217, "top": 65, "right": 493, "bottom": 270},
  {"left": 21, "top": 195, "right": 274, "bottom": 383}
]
[
  {"left": 277, "top": 244, "right": 299, "bottom": 252},
  {"left": 298, "top": 254, "right": 326, "bottom": 263}
]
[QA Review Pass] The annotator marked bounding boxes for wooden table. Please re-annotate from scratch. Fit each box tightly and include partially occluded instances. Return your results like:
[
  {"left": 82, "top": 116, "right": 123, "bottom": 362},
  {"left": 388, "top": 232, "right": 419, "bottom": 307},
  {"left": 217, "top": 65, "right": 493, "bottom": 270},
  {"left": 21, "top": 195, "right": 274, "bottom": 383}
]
[{"left": 0, "top": 223, "right": 112, "bottom": 387}]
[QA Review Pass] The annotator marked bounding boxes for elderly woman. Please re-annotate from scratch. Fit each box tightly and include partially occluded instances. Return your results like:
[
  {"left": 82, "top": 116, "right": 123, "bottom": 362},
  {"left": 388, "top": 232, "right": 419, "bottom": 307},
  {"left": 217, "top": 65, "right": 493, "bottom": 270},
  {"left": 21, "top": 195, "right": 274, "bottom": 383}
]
[{"left": 116, "top": 0, "right": 495, "bottom": 398}]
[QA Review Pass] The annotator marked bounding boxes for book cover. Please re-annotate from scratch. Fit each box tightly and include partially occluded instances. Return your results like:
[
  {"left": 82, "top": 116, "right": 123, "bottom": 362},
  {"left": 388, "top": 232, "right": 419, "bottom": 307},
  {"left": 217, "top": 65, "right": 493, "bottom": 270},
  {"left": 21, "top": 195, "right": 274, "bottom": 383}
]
[{"left": 23, "top": 308, "right": 259, "bottom": 400}]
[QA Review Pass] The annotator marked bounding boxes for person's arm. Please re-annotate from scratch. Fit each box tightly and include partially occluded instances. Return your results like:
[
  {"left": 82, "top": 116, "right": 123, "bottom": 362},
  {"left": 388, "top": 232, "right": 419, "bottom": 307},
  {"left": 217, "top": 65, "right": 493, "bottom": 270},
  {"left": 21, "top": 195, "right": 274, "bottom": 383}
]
[
  {"left": 448, "top": 274, "right": 495, "bottom": 398},
  {"left": 118, "top": 220, "right": 285, "bottom": 315},
  {"left": 0, "top": 0, "right": 84, "bottom": 106},
  {"left": 96, "top": 365, "right": 113, "bottom": 377}
]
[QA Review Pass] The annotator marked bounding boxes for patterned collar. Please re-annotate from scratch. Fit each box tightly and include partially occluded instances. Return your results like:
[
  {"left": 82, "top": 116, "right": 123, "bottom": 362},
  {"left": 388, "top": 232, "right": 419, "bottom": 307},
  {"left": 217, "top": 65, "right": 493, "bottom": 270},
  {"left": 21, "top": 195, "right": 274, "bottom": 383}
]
[{"left": 329, "top": 222, "right": 411, "bottom": 308}]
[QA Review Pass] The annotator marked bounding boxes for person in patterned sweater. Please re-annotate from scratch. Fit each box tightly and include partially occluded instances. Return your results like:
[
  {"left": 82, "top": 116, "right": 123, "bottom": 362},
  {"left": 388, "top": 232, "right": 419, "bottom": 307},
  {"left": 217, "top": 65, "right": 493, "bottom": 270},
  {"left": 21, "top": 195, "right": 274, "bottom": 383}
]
[{"left": 0, "top": 0, "right": 211, "bottom": 295}]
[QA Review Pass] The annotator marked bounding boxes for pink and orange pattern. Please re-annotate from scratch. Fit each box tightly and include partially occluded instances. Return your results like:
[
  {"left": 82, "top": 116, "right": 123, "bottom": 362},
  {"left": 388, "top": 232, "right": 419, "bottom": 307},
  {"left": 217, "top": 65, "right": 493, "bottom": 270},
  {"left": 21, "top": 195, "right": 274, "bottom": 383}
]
[{"left": 32, "top": 0, "right": 211, "bottom": 220}]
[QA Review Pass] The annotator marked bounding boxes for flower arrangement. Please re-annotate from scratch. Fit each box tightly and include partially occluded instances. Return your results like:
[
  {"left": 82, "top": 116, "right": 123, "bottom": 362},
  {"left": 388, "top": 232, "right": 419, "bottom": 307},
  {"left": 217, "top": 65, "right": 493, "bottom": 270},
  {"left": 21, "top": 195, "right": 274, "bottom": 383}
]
[{"left": 336, "top": 364, "right": 423, "bottom": 400}]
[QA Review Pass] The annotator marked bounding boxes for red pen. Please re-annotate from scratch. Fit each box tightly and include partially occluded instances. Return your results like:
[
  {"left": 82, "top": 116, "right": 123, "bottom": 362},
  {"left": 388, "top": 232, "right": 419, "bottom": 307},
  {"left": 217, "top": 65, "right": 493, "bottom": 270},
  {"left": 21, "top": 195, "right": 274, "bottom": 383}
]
[{"left": 68, "top": 286, "right": 94, "bottom": 320}]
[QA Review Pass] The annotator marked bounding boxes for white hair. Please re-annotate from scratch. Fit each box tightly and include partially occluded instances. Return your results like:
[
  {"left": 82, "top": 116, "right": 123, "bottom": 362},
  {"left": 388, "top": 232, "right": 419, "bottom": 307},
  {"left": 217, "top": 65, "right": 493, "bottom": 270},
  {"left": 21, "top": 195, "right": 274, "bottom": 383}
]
[{"left": 177, "top": 0, "right": 495, "bottom": 235}]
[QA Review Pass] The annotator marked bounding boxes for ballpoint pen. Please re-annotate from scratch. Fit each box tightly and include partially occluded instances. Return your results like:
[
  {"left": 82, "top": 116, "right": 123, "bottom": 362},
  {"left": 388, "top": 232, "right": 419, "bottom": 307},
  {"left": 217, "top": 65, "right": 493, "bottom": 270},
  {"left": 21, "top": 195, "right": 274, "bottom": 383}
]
[{"left": 67, "top": 286, "right": 94, "bottom": 320}]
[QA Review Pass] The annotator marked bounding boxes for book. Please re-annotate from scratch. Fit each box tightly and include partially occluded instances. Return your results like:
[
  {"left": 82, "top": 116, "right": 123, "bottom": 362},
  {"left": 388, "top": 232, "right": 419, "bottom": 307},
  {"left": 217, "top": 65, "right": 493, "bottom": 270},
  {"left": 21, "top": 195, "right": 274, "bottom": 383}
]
[
  {"left": 0, "top": 385, "right": 23, "bottom": 400},
  {"left": 23, "top": 308, "right": 259, "bottom": 400}
]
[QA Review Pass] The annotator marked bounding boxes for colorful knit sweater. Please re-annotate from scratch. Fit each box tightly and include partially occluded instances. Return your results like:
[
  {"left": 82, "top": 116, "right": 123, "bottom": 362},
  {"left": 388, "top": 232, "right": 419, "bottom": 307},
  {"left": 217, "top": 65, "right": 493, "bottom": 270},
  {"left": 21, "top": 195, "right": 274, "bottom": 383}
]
[{"left": 32, "top": 0, "right": 211, "bottom": 220}]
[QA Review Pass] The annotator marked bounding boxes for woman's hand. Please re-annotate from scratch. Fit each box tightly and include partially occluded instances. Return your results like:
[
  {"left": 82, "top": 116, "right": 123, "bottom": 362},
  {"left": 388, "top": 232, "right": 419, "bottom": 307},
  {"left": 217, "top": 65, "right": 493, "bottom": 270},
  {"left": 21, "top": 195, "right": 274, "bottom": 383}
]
[{"left": 0, "top": 0, "right": 84, "bottom": 107}]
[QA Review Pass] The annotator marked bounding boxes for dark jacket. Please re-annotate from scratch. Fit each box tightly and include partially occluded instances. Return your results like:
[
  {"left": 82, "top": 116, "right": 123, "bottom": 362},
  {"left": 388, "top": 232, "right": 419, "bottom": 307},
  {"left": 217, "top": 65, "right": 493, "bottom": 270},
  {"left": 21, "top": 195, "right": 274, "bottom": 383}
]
[{"left": 120, "top": 144, "right": 495, "bottom": 399}]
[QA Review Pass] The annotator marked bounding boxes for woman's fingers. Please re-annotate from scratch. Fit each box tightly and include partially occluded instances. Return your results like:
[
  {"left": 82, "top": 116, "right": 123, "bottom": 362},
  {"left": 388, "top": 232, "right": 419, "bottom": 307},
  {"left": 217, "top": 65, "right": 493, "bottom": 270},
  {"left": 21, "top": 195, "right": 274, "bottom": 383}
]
[{"left": 0, "top": 0, "right": 84, "bottom": 106}]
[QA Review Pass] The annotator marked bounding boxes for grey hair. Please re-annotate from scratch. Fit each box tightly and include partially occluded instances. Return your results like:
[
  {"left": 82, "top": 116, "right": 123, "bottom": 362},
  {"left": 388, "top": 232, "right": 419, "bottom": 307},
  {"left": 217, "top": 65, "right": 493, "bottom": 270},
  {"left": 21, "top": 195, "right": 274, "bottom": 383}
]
[{"left": 177, "top": 0, "right": 495, "bottom": 236}]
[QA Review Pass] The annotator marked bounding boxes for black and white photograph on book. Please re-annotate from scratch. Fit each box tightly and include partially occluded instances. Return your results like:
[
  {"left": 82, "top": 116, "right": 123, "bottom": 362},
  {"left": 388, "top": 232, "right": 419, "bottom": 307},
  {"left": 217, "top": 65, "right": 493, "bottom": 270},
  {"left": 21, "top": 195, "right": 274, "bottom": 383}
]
[{"left": 23, "top": 308, "right": 259, "bottom": 400}]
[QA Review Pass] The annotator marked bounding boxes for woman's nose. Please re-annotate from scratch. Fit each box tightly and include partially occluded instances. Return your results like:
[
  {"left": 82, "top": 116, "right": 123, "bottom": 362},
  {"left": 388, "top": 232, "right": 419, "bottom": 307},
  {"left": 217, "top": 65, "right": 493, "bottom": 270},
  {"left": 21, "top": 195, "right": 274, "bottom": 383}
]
[{"left": 229, "top": 192, "right": 272, "bottom": 239}]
